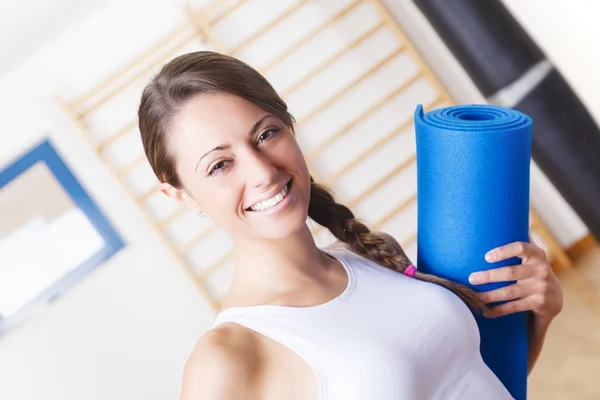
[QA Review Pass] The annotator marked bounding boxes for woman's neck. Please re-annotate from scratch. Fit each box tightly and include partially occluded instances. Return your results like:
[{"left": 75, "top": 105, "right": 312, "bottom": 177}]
[{"left": 223, "top": 225, "right": 338, "bottom": 308}]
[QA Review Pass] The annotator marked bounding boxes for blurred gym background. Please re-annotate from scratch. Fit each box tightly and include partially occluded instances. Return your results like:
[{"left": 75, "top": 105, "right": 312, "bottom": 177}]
[{"left": 0, "top": 0, "right": 599, "bottom": 399}]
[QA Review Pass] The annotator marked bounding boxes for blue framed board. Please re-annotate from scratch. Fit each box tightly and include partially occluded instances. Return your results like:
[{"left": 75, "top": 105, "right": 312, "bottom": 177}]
[{"left": 0, "top": 139, "right": 125, "bottom": 336}]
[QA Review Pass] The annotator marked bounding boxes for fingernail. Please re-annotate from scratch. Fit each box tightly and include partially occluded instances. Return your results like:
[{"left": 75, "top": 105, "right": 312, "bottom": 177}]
[
  {"left": 485, "top": 252, "right": 495, "bottom": 262},
  {"left": 469, "top": 273, "right": 479, "bottom": 284}
]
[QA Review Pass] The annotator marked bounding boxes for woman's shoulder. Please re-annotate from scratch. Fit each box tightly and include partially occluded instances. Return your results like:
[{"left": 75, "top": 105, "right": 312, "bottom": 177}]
[{"left": 181, "top": 323, "right": 262, "bottom": 399}]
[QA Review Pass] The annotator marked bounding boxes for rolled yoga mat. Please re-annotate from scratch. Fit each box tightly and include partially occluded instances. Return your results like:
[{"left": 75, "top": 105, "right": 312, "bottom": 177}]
[
  {"left": 414, "top": 0, "right": 600, "bottom": 241},
  {"left": 414, "top": 104, "right": 531, "bottom": 400}
]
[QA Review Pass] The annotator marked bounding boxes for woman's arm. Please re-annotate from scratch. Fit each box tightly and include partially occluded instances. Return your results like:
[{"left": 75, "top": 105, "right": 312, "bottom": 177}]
[
  {"left": 181, "top": 326, "right": 262, "bottom": 399},
  {"left": 468, "top": 234, "right": 563, "bottom": 374},
  {"left": 527, "top": 311, "right": 552, "bottom": 374}
]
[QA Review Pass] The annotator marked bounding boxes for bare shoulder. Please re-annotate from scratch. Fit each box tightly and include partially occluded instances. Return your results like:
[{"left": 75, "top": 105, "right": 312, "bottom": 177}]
[{"left": 181, "top": 324, "right": 261, "bottom": 400}]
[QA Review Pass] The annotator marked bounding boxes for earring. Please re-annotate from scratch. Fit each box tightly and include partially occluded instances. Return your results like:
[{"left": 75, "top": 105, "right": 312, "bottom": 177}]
[{"left": 196, "top": 209, "right": 207, "bottom": 218}]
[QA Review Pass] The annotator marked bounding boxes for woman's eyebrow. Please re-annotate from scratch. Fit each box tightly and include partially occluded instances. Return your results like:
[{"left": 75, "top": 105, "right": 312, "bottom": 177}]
[
  {"left": 194, "top": 144, "right": 230, "bottom": 171},
  {"left": 193, "top": 114, "right": 276, "bottom": 171},
  {"left": 249, "top": 114, "right": 275, "bottom": 136}
]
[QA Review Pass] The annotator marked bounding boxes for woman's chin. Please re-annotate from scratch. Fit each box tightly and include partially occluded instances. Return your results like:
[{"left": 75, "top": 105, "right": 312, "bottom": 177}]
[{"left": 248, "top": 211, "right": 309, "bottom": 240}]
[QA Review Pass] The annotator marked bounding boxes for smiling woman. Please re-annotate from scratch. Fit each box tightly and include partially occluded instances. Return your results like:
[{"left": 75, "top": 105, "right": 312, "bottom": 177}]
[{"left": 137, "top": 51, "right": 561, "bottom": 400}]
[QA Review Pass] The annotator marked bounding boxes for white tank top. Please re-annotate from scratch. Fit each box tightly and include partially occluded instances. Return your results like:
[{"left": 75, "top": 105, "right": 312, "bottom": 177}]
[{"left": 212, "top": 247, "right": 515, "bottom": 400}]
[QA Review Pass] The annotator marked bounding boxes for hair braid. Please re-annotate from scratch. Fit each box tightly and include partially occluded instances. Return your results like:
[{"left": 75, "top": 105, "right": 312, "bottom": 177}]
[{"left": 308, "top": 178, "right": 485, "bottom": 312}]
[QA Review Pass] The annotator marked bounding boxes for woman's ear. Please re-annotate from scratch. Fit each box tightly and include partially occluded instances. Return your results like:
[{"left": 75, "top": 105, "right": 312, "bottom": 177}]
[{"left": 159, "top": 182, "right": 199, "bottom": 211}]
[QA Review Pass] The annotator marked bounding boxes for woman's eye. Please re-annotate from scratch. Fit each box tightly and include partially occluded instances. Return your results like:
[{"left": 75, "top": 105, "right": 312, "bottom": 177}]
[
  {"left": 257, "top": 128, "right": 281, "bottom": 144},
  {"left": 208, "top": 160, "right": 231, "bottom": 176}
]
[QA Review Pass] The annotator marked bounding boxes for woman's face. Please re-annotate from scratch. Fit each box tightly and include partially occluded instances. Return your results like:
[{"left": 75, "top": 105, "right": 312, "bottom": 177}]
[{"left": 162, "top": 92, "right": 311, "bottom": 241}]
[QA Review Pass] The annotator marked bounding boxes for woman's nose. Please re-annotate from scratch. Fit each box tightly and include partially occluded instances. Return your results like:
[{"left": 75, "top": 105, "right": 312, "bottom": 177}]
[{"left": 244, "top": 149, "right": 278, "bottom": 188}]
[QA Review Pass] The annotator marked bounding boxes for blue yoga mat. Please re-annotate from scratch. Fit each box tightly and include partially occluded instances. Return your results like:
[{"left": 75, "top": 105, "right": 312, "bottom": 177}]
[{"left": 414, "top": 104, "right": 531, "bottom": 400}]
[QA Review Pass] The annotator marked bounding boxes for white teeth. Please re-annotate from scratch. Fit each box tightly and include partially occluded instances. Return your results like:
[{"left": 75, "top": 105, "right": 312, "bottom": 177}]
[{"left": 250, "top": 183, "right": 289, "bottom": 212}]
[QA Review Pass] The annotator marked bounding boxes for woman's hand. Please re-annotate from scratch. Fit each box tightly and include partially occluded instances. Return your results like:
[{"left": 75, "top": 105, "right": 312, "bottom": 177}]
[{"left": 468, "top": 235, "right": 563, "bottom": 321}]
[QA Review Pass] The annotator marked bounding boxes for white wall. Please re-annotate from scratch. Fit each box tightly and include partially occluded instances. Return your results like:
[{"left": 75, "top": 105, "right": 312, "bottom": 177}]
[
  {"left": 384, "top": 0, "right": 593, "bottom": 247},
  {"left": 0, "top": 1, "right": 216, "bottom": 399}
]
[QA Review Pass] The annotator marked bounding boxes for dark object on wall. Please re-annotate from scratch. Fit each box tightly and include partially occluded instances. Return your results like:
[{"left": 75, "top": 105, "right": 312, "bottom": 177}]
[
  {"left": 518, "top": 70, "right": 600, "bottom": 242},
  {"left": 413, "top": 0, "right": 600, "bottom": 243}
]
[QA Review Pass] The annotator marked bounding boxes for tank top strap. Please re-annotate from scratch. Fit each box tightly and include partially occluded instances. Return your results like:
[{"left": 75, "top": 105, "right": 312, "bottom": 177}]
[{"left": 211, "top": 311, "right": 328, "bottom": 398}]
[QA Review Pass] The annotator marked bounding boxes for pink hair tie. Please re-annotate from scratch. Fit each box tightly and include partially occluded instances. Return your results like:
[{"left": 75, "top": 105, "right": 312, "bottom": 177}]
[{"left": 404, "top": 264, "right": 417, "bottom": 278}]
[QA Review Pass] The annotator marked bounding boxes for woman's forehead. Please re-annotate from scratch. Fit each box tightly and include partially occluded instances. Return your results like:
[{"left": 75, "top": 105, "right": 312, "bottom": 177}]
[
  {"left": 169, "top": 94, "right": 276, "bottom": 158},
  {"left": 175, "top": 94, "right": 267, "bottom": 136}
]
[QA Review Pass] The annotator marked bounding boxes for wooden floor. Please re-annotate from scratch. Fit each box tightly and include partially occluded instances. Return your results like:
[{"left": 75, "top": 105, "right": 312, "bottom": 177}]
[{"left": 529, "top": 246, "right": 600, "bottom": 399}]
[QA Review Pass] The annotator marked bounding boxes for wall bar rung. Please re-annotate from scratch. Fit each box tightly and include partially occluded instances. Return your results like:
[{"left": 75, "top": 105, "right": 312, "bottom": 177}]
[
  {"left": 66, "top": 24, "right": 193, "bottom": 112},
  {"left": 77, "top": 31, "right": 198, "bottom": 119},
  {"left": 369, "top": 0, "right": 453, "bottom": 106},
  {"left": 401, "top": 232, "right": 417, "bottom": 247},
  {"left": 230, "top": 0, "right": 311, "bottom": 55},
  {"left": 260, "top": 0, "right": 364, "bottom": 74},
  {"left": 70, "top": 0, "right": 245, "bottom": 114},
  {"left": 200, "top": 250, "right": 234, "bottom": 278},
  {"left": 323, "top": 98, "right": 437, "bottom": 186},
  {"left": 206, "top": 0, "right": 250, "bottom": 25},
  {"left": 310, "top": 154, "right": 416, "bottom": 239},
  {"left": 373, "top": 193, "right": 417, "bottom": 230},
  {"left": 197, "top": 0, "right": 224, "bottom": 18},
  {"left": 157, "top": 207, "right": 186, "bottom": 229},
  {"left": 307, "top": 69, "right": 421, "bottom": 160},
  {"left": 117, "top": 154, "right": 147, "bottom": 179},
  {"left": 347, "top": 155, "right": 416, "bottom": 208},
  {"left": 137, "top": 183, "right": 160, "bottom": 203},
  {"left": 178, "top": 224, "right": 219, "bottom": 253},
  {"left": 281, "top": 22, "right": 384, "bottom": 98},
  {"left": 186, "top": 1, "right": 228, "bottom": 54},
  {"left": 297, "top": 47, "right": 403, "bottom": 126},
  {"left": 98, "top": 119, "right": 139, "bottom": 152}
]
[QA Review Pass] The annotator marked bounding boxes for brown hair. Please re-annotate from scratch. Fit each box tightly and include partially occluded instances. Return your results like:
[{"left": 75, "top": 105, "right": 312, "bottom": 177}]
[{"left": 138, "top": 50, "right": 484, "bottom": 312}]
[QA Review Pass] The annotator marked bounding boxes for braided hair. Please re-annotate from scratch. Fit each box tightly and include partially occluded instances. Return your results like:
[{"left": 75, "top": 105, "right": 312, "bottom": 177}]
[{"left": 308, "top": 178, "right": 485, "bottom": 311}]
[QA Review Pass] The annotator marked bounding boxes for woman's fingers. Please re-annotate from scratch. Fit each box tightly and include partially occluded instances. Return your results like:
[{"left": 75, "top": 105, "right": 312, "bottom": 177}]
[
  {"left": 477, "top": 282, "right": 523, "bottom": 304},
  {"left": 469, "top": 262, "right": 542, "bottom": 285},
  {"left": 483, "top": 295, "right": 543, "bottom": 318},
  {"left": 485, "top": 240, "right": 546, "bottom": 264}
]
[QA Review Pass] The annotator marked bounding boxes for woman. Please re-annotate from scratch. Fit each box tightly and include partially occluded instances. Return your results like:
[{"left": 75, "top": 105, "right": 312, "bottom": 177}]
[{"left": 138, "top": 51, "right": 563, "bottom": 399}]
